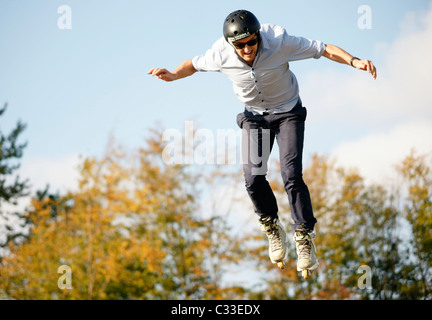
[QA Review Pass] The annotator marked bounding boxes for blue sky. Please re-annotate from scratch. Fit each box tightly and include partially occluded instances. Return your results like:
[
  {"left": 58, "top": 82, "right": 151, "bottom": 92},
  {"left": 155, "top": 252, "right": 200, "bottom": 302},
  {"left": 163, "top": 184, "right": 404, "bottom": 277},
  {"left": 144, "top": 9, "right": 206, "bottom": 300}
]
[{"left": 1, "top": 0, "right": 432, "bottom": 193}]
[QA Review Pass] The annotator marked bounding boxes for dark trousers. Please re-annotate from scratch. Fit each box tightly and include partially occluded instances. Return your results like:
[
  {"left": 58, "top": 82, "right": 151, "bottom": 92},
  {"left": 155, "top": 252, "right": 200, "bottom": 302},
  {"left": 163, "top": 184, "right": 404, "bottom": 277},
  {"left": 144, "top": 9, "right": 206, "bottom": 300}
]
[{"left": 236, "top": 99, "right": 317, "bottom": 231}]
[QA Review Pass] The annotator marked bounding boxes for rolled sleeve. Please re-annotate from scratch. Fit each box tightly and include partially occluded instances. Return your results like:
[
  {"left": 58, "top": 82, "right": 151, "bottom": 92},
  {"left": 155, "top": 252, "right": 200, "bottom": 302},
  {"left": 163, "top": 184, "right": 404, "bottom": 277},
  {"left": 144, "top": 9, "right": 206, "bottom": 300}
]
[
  {"left": 283, "top": 33, "right": 326, "bottom": 61},
  {"left": 192, "top": 38, "right": 225, "bottom": 72},
  {"left": 191, "top": 56, "right": 203, "bottom": 71},
  {"left": 313, "top": 40, "right": 326, "bottom": 59}
]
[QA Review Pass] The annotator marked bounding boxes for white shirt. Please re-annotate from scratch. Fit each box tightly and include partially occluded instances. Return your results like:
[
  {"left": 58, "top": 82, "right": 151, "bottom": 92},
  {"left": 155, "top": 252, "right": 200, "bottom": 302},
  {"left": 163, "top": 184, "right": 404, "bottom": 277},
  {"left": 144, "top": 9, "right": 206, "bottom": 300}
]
[{"left": 192, "top": 24, "right": 326, "bottom": 115}]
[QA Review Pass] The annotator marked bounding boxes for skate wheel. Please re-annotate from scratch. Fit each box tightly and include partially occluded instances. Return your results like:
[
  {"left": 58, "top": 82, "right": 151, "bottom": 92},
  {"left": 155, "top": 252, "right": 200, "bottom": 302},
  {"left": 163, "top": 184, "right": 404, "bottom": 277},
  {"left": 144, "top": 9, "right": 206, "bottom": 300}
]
[
  {"left": 302, "top": 269, "right": 310, "bottom": 279},
  {"left": 277, "top": 262, "right": 285, "bottom": 269}
]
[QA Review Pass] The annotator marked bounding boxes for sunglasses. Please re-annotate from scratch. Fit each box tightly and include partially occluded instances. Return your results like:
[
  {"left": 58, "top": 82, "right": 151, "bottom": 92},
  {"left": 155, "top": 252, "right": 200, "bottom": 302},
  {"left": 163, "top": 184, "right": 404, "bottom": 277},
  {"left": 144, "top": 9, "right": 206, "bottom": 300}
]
[{"left": 233, "top": 37, "right": 258, "bottom": 49}]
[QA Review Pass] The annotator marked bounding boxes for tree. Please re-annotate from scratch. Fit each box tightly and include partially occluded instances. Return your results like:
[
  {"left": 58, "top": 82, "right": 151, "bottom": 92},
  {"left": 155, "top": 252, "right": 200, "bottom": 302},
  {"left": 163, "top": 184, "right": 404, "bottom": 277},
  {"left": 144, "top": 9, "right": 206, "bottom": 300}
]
[
  {"left": 327, "top": 169, "right": 405, "bottom": 300},
  {"left": 2, "top": 117, "right": 431, "bottom": 299},
  {"left": 0, "top": 129, "right": 251, "bottom": 299},
  {"left": 397, "top": 151, "right": 432, "bottom": 299},
  {"left": 252, "top": 154, "right": 409, "bottom": 299},
  {"left": 0, "top": 103, "right": 30, "bottom": 257}
]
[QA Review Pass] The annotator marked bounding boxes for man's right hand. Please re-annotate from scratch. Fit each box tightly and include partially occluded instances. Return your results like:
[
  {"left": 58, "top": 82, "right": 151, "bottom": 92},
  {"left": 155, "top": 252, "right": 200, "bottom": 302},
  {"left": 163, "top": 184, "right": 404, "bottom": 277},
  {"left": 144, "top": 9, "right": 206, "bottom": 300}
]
[
  {"left": 147, "top": 68, "right": 178, "bottom": 82},
  {"left": 148, "top": 60, "right": 197, "bottom": 82}
]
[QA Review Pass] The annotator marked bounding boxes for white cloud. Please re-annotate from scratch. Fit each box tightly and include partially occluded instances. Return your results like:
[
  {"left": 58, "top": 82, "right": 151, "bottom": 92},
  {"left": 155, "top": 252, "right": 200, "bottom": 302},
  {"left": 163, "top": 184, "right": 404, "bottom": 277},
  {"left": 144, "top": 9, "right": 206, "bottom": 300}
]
[
  {"left": 302, "top": 4, "right": 432, "bottom": 183},
  {"left": 331, "top": 121, "right": 432, "bottom": 185},
  {"left": 305, "top": 3, "right": 432, "bottom": 124},
  {"left": 20, "top": 154, "right": 82, "bottom": 195}
]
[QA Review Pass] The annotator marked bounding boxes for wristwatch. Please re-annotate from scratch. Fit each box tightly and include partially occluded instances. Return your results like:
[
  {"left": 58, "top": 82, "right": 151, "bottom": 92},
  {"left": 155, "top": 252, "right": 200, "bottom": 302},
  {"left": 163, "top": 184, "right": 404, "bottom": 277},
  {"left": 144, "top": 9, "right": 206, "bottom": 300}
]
[{"left": 350, "top": 57, "right": 360, "bottom": 67}]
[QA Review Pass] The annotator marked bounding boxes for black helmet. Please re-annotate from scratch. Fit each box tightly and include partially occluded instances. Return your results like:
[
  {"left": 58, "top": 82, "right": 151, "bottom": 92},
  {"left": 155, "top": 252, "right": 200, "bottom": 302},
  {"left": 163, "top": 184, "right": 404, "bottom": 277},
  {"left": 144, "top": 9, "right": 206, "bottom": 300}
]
[{"left": 223, "top": 10, "right": 260, "bottom": 45}]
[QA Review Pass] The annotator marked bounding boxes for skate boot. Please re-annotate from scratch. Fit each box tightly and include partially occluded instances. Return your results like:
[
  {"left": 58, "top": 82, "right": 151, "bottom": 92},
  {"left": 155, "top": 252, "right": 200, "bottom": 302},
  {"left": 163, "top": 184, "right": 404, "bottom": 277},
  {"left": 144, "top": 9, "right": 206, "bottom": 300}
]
[
  {"left": 259, "top": 217, "right": 288, "bottom": 269},
  {"left": 293, "top": 224, "right": 319, "bottom": 279}
]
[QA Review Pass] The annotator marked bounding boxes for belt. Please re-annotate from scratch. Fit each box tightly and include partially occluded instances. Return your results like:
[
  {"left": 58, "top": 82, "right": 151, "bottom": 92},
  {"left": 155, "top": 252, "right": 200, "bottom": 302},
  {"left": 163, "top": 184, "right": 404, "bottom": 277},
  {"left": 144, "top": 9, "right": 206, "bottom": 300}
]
[{"left": 247, "top": 98, "right": 303, "bottom": 116}]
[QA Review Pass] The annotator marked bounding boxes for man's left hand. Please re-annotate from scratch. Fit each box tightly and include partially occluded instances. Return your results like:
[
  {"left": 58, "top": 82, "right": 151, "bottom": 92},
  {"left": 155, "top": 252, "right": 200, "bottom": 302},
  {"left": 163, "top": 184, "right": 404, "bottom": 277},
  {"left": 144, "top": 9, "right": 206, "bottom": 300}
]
[{"left": 353, "top": 59, "right": 377, "bottom": 80}]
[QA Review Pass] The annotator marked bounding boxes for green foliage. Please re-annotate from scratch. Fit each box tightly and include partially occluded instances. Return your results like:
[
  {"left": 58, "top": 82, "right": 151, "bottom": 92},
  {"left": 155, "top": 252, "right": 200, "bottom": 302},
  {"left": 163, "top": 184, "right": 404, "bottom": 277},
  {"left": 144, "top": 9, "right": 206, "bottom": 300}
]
[
  {"left": 0, "top": 103, "right": 30, "bottom": 255},
  {"left": 396, "top": 151, "right": 432, "bottom": 299},
  {"left": 0, "top": 103, "right": 28, "bottom": 203}
]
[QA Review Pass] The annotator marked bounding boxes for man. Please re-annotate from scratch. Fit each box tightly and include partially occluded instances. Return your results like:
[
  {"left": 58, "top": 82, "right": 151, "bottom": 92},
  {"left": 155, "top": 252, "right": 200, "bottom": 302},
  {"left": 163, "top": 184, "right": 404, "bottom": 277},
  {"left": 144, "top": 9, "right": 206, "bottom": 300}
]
[{"left": 148, "top": 10, "right": 377, "bottom": 275}]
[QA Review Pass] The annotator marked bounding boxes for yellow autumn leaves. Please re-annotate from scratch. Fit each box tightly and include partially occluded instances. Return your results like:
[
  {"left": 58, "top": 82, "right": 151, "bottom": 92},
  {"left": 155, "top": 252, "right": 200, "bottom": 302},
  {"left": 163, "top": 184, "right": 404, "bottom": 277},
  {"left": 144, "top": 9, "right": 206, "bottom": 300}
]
[{"left": 1, "top": 128, "right": 431, "bottom": 299}]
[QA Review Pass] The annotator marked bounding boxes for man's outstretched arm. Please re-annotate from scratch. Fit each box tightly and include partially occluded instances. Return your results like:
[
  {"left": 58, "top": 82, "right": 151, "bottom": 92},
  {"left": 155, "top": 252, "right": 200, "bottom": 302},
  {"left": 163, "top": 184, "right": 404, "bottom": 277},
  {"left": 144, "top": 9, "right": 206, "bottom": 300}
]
[
  {"left": 323, "top": 44, "right": 377, "bottom": 80},
  {"left": 147, "top": 59, "right": 197, "bottom": 82}
]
